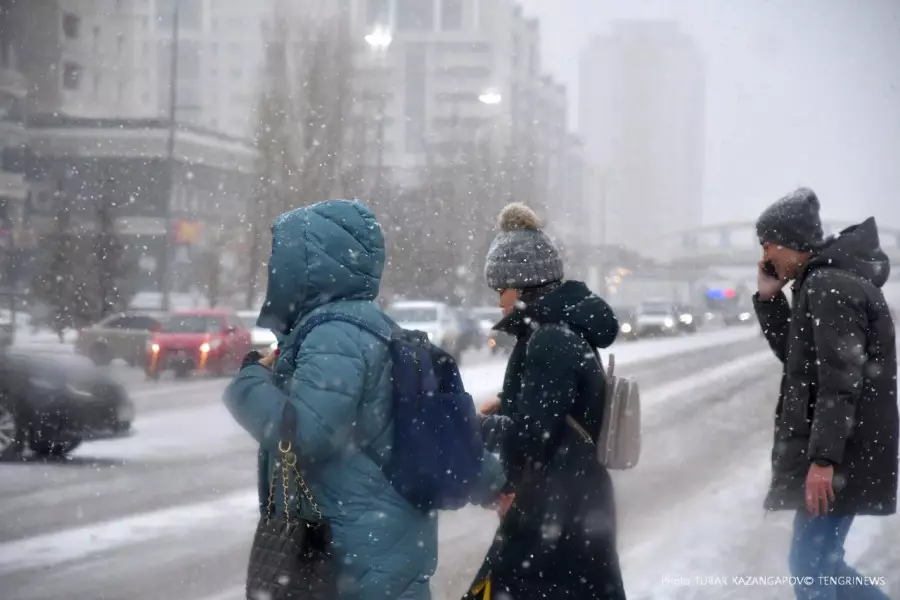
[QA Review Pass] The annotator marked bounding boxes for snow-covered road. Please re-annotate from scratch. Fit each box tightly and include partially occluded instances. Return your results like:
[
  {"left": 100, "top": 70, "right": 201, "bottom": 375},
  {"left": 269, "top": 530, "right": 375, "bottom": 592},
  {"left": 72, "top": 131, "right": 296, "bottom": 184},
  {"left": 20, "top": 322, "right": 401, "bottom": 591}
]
[{"left": 0, "top": 327, "right": 896, "bottom": 600}]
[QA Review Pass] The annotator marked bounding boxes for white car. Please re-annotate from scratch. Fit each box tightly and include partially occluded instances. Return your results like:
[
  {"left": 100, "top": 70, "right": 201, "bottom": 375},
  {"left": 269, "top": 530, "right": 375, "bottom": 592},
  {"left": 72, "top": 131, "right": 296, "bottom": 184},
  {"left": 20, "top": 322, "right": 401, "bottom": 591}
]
[
  {"left": 237, "top": 310, "right": 278, "bottom": 353},
  {"left": 386, "top": 301, "right": 462, "bottom": 357},
  {"left": 635, "top": 301, "right": 680, "bottom": 337}
]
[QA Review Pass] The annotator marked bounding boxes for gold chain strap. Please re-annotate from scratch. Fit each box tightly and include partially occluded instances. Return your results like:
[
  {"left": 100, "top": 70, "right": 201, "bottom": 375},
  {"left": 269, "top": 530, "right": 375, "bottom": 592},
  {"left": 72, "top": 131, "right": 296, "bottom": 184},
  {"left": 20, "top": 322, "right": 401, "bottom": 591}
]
[
  {"left": 278, "top": 441, "right": 324, "bottom": 522},
  {"left": 281, "top": 447, "right": 295, "bottom": 527},
  {"left": 264, "top": 466, "right": 278, "bottom": 521}
]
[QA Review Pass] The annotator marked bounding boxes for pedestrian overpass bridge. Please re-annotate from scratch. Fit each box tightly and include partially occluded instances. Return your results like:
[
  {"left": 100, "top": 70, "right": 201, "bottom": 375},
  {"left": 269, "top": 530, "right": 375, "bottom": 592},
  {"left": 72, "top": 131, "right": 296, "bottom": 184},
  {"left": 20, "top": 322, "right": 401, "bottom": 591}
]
[{"left": 664, "top": 220, "right": 900, "bottom": 269}]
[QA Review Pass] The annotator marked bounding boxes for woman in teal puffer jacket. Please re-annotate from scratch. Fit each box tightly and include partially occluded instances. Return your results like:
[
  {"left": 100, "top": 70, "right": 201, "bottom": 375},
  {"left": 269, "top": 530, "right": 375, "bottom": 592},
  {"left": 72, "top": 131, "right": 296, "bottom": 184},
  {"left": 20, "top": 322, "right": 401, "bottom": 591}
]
[{"left": 224, "top": 199, "right": 505, "bottom": 600}]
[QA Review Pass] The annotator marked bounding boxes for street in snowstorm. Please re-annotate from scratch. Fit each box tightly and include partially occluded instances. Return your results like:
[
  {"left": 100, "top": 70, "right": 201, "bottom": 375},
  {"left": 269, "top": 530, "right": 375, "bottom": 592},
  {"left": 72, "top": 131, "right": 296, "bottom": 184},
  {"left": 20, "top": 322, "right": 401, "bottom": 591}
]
[
  {"left": 0, "top": 1, "right": 898, "bottom": 600},
  {"left": 0, "top": 327, "right": 897, "bottom": 600}
]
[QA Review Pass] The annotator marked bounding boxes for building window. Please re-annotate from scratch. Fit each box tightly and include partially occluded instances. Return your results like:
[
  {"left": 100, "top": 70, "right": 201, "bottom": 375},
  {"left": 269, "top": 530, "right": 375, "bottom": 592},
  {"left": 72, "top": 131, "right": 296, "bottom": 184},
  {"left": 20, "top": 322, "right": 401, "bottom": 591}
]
[
  {"left": 436, "top": 65, "right": 490, "bottom": 79},
  {"left": 181, "top": 0, "right": 203, "bottom": 29},
  {"left": 440, "top": 0, "right": 463, "bottom": 31},
  {"left": 396, "top": 0, "right": 433, "bottom": 32},
  {"left": 365, "top": 0, "right": 389, "bottom": 27},
  {"left": 178, "top": 40, "right": 201, "bottom": 78},
  {"left": 404, "top": 43, "right": 427, "bottom": 151},
  {"left": 62, "top": 13, "right": 81, "bottom": 39},
  {"left": 62, "top": 62, "right": 81, "bottom": 89}
]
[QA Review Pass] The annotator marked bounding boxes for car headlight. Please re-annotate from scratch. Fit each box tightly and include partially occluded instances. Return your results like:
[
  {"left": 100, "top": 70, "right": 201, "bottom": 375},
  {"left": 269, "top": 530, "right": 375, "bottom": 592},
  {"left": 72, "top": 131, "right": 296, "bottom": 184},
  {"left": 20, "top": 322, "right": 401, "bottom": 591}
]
[
  {"left": 200, "top": 339, "right": 222, "bottom": 353},
  {"left": 269, "top": 341, "right": 278, "bottom": 351},
  {"left": 679, "top": 314, "right": 693, "bottom": 325},
  {"left": 739, "top": 312, "right": 751, "bottom": 321},
  {"left": 621, "top": 323, "right": 632, "bottom": 334},
  {"left": 663, "top": 317, "right": 675, "bottom": 328}
]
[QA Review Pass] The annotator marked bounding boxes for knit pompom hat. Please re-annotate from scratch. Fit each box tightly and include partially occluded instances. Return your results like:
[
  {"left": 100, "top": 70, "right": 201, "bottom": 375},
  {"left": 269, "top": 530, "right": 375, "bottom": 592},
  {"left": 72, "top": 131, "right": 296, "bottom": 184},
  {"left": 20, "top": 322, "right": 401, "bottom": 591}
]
[
  {"left": 484, "top": 203, "right": 564, "bottom": 290},
  {"left": 756, "top": 187, "right": 824, "bottom": 252}
]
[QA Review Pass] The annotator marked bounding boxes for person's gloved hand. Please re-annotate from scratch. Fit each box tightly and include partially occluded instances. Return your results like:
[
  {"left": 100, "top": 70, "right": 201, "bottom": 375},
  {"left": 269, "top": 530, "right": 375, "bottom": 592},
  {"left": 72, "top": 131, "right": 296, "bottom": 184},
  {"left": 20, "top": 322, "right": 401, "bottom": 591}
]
[{"left": 240, "top": 349, "right": 279, "bottom": 370}]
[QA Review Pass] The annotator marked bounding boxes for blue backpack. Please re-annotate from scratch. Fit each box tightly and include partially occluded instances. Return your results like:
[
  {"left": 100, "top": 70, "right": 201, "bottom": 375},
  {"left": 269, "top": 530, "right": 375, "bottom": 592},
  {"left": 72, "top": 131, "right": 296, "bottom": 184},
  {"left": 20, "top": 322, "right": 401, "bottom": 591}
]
[{"left": 291, "top": 312, "right": 485, "bottom": 513}]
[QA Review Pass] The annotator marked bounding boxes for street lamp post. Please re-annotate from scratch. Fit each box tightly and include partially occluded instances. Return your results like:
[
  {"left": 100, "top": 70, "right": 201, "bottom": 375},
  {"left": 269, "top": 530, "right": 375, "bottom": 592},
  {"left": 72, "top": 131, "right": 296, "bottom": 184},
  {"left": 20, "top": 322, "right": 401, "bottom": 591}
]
[
  {"left": 364, "top": 26, "right": 392, "bottom": 200},
  {"left": 160, "top": 0, "right": 180, "bottom": 313}
]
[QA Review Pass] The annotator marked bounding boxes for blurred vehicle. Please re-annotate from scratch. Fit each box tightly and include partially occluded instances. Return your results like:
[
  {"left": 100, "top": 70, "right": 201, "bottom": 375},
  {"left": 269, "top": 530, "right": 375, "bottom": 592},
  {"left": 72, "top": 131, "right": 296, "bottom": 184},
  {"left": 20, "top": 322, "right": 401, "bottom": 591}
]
[
  {"left": 76, "top": 312, "right": 163, "bottom": 366},
  {"left": 386, "top": 301, "right": 462, "bottom": 358},
  {"left": 0, "top": 351, "right": 134, "bottom": 460},
  {"left": 146, "top": 309, "right": 252, "bottom": 380},
  {"left": 704, "top": 287, "right": 753, "bottom": 326},
  {"left": 488, "top": 330, "right": 516, "bottom": 355},
  {"left": 673, "top": 304, "right": 700, "bottom": 334},
  {"left": 612, "top": 306, "right": 639, "bottom": 341},
  {"left": 237, "top": 310, "right": 278, "bottom": 354},
  {"left": 454, "top": 309, "right": 484, "bottom": 354},
  {"left": 0, "top": 314, "right": 13, "bottom": 349},
  {"left": 470, "top": 306, "right": 502, "bottom": 338},
  {"left": 635, "top": 301, "right": 679, "bottom": 337}
]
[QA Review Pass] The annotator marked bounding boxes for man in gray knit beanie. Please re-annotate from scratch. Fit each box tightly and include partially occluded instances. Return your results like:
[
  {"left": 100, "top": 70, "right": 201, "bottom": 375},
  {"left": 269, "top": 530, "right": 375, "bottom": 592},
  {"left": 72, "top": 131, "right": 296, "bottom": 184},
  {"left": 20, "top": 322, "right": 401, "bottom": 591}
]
[{"left": 484, "top": 203, "right": 564, "bottom": 291}]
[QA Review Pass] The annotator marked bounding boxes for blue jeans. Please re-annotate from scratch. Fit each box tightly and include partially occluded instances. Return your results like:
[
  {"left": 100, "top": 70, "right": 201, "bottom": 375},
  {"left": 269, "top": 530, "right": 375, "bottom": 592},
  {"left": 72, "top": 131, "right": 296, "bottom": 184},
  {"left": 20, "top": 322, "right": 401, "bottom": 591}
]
[{"left": 789, "top": 510, "right": 891, "bottom": 600}]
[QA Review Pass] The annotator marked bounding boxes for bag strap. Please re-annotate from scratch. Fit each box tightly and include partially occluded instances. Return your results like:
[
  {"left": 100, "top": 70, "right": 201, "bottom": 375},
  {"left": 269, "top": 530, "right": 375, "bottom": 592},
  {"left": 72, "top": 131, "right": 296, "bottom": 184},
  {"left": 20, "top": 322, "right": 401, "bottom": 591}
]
[
  {"left": 293, "top": 311, "right": 394, "bottom": 348},
  {"left": 262, "top": 400, "right": 324, "bottom": 524},
  {"left": 524, "top": 322, "right": 605, "bottom": 445},
  {"left": 262, "top": 312, "right": 391, "bottom": 524}
]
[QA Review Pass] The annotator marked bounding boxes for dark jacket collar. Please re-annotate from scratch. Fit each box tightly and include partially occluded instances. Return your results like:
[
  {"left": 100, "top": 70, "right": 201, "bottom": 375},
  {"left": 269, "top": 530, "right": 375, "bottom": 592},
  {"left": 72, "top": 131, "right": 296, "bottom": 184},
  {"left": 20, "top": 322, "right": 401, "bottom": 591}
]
[{"left": 494, "top": 280, "right": 618, "bottom": 349}]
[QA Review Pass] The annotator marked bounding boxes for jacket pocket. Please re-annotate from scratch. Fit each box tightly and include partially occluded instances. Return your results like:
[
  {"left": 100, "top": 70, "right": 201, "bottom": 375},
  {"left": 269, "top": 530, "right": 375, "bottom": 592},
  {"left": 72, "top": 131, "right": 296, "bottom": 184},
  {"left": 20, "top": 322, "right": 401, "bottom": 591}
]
[{"left": 781, "top": 385, "right": 812, "bottom": 436}]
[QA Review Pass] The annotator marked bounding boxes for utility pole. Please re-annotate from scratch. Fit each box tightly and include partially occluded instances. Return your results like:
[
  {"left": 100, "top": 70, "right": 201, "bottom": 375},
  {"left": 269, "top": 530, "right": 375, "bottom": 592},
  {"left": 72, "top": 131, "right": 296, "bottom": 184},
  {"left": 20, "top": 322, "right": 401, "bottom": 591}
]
[{"left": 160, "top": 0, "right": 179, "bottom": 312}]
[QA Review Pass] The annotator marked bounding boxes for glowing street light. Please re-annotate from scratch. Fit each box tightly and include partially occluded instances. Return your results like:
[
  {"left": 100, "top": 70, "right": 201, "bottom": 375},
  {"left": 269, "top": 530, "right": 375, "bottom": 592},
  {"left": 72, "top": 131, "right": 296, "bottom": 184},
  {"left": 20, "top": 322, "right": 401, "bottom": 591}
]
[
  {"left": 478, "top": 89, "right": 502, "bottom": 105},
  {"left": 364, "top": 26, "right": 393, "bottom": 50}
]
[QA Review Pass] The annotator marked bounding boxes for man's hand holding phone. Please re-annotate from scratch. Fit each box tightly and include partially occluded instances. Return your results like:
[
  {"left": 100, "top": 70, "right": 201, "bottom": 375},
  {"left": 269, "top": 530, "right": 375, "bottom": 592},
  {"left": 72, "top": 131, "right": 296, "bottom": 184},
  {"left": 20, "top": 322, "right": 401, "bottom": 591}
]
[{"left": 757, "top": 260, "right": 787, "bottom": 301}]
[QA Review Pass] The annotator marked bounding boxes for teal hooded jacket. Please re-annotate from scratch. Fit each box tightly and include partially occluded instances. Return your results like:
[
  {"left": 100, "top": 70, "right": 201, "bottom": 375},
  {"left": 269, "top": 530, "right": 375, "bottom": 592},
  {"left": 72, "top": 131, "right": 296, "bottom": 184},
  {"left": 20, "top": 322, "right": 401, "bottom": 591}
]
[{"left": 223, "top": 200, "right": 505, "bottom": 600}]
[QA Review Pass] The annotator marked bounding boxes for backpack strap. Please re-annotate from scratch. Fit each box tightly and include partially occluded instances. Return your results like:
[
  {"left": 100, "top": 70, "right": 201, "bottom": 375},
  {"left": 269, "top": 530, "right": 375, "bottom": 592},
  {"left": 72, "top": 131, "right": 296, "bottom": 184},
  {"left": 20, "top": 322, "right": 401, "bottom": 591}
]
[
  {"left": 289, "top": 311, "right": 399, "bottom": 469},
  {"left": 525, "top": 322, "right": 605, "bottom": 444},
  {"left": 293, "top": 312, "right": 393, "bottom": 348}
]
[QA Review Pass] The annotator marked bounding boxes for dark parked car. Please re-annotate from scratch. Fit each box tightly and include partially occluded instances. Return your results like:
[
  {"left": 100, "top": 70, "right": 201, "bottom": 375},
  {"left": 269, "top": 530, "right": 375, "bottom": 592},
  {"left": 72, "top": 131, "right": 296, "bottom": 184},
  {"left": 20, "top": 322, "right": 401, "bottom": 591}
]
[{"left": 0, "top": 352, "right": 134, "bottom": 460}]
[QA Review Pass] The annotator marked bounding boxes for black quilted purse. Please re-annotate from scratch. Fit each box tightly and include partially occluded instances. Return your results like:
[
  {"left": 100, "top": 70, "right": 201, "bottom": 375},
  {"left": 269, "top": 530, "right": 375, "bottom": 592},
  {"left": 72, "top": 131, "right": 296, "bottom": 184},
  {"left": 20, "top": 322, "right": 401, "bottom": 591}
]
[{"left": 245, "top": 401, "right": 338, "bottom": 599}]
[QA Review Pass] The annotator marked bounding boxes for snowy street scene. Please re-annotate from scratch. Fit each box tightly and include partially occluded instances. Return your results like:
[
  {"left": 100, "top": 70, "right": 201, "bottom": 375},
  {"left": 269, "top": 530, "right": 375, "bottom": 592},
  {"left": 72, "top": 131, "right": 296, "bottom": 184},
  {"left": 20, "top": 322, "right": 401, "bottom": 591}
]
[
  {"left": 1, "top": 1, "right": 899, "bottom": 600},
  {"left": 1, "top": 327, "right": 897, "bottom": 599}
]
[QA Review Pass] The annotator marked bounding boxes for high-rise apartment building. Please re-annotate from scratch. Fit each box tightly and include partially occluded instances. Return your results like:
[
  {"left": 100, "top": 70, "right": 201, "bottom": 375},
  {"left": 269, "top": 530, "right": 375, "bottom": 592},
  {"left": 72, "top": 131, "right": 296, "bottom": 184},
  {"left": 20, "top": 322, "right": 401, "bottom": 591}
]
[
  {"left": 345, "top": 0, "right": 574, "bottom": 207},
  {"left": 6, "top": 0, "right": 145, "bottom": 118},
  {"left": 580, "top": 21, "right": 706, "bottom": 258}
]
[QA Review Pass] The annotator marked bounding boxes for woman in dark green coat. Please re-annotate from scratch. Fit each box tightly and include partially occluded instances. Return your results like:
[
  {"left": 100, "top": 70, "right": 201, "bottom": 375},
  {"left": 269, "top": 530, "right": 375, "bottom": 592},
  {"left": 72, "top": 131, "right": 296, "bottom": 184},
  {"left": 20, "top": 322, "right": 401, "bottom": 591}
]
[{"left": 469, "top": 203, "right": 627, "bottom": 600}]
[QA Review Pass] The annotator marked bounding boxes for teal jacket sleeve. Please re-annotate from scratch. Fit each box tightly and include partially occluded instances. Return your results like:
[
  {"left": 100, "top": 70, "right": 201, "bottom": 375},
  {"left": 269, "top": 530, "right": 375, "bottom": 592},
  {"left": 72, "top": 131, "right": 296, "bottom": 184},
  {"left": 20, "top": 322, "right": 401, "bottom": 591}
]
[{"left": 223, "top": 321, "right": 366, "bottom": 464}]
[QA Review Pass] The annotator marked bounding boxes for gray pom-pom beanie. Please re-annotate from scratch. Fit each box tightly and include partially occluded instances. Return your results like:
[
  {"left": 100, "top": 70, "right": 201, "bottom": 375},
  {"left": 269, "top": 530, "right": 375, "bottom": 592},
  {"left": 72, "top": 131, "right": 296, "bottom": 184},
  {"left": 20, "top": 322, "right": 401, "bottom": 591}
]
[
  {"left": 484, "top": 203, "right": 564, "bottom": 290},
  {"left": 756, "top": 187, "right": 824, "bottom": 252}
]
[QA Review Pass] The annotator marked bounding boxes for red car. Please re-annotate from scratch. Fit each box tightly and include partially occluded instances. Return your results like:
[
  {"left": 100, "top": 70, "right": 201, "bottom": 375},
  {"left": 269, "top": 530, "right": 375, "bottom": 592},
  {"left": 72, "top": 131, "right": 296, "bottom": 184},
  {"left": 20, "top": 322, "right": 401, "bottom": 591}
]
[{"left": 145, "top": 309, "right": 252, "bottom": 379}]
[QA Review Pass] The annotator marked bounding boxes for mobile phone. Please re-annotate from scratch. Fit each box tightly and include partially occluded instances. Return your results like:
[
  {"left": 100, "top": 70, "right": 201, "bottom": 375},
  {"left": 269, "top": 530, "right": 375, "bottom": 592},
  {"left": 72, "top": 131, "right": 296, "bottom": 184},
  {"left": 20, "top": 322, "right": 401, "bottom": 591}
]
[{"left": 761, "top": 260, "right": 778, "bottom": 279}]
